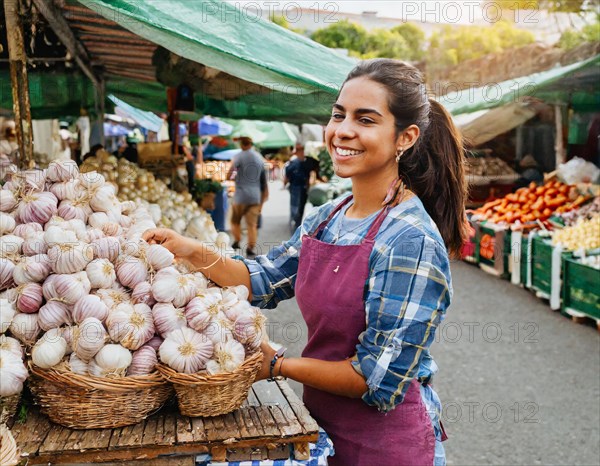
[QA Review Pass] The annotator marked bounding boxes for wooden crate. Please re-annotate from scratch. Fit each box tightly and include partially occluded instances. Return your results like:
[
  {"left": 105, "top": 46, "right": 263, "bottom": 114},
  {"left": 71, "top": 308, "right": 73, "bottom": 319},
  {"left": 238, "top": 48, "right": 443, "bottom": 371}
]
[
  {"left": 11, "top": 380, "right": 319, "bottom": 464},
  {"left": 562, "top": 256, "right": 600, "bottom": 322}
]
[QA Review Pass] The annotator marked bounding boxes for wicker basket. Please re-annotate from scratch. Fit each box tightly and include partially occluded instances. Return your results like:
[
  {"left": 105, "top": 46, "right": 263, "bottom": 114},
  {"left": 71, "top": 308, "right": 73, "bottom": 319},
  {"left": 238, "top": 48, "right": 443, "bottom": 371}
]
[
  {"left": 28, "top": 365, "right": 173, "bottom": 429},
  {"left": 0, "top": 395, "right": 20, "bottom": 425},
  {"left": 156, "top": 351, "right": 262, "bottom": 417}
]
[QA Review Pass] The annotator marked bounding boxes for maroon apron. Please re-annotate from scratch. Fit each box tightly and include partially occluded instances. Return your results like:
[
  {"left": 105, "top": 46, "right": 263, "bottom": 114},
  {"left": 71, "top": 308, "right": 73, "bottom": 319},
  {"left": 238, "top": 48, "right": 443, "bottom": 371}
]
[{"left": 295, "top": 196, "right": 436, "bottom": 466}]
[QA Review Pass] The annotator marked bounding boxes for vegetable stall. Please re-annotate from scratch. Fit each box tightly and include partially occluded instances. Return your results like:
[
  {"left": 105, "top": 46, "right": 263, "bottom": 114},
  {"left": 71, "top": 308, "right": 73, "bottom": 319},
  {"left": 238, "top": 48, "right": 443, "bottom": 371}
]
[
  {"left": 462, "top": 159, "right": 600, "bottom": 330},
  {"left": 0, "top": 160, "right": 324, "bottom": 465}
]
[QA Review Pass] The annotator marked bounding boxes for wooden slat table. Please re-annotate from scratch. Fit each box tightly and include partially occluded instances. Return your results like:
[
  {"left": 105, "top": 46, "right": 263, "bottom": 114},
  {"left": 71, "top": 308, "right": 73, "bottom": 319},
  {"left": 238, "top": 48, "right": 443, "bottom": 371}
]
[{"left": 12, "top": 380, "right": 320, "bottom": 464}]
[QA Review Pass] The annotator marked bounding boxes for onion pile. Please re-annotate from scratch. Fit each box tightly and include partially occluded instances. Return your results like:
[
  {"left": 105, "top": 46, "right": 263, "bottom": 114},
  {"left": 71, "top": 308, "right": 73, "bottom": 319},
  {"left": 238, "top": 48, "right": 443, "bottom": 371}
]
[
  {"left": 0, "top": 160, "right": 266, "bottom": 381},
  {"left": 80, "top": 150, "right": 224, "bottom": 244}
]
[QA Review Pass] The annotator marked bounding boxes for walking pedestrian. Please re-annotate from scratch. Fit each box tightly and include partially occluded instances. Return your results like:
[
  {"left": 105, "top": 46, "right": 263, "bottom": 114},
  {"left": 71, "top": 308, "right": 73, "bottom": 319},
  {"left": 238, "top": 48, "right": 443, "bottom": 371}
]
[
  {"left": 283, "top": 143, "right": 312, "bottom": 232},
  {"left": 144, "top": 58, "right": 467, "bottom": 466},
  {"left": 227, "top": 136, "right": 268, "bottom": 257}
]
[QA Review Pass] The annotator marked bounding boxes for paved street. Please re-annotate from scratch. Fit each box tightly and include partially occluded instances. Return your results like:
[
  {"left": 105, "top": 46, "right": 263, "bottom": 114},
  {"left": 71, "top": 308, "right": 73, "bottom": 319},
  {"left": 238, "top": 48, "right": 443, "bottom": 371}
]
[{"left": 237, "top": 180, "right": 600, "bottom": 466}]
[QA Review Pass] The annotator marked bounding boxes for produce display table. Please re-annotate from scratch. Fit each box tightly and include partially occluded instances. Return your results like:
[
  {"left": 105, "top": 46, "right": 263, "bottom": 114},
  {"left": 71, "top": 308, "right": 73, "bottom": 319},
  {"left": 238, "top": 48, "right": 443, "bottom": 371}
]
[{"left": 12, "top": 380, "right": 320, "bottom": 465}]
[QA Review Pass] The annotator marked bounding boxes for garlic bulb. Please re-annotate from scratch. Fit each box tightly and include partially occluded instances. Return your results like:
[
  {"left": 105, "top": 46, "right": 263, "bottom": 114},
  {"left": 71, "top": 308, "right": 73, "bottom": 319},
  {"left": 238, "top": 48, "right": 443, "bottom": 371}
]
[
  {"left": 205, "top": 314, "right": 235, "bottom": 345},
  {"left": 115, "top": 256, "right": 148, "bottom": 288},
  {"left": 9, "top": 312, "right": 40, "bottom": 344},
  {"left": 90, "top": 236, "right": 120, "bottom": 262},
  {"left": 94, "top": 287, "right": 130, "bottom": 310},
  {"left": 57, "top": 197, "right": 93, "bottom": 222},
  {"left": 223, "top": 299, "right": 251, "bottom": 322},
  {"left": 0, "top": 335, "right": 23, "bottom": 357},
  {"left": 86, "top": 259, "right": 116, "bottom": 289},
  {"left": 213, "top": 339, "right": 246, "bottom": 373},
  {"left": 68, "top": 352, "right": 88, "bottom": 375},
  {"left": 73, "top": 317, "right": 107, "bottom": 362},
  {"left": 22, "top": 231, "right": 48, "bottom": 256},
  {"left": 38, "top": 300, "right": 72, "bottom": 331},
  {"left": 146, "top": 335, "right": 163, "bottom": 351},
  {"left": 0, "top": 235, "right": 24, "bottom": 257},
  {"left": 151, "top": 270, "right": 196, "bottom": 307},
  {"left": 107, "top": 303, "right": 154, "bottom": 350},
  {"left": 0, "top": 298, "right": 16, "bottom": 333},
  {"left": 88, "top": 212, "right": 109, "bottom": 230},
  {"left": 60, "top": 325, "right": 77, "bottom": 354},
  {"left": 16, "top": 283, "right": 43, "bottom": 313},
  {"left": 16, "top": 191, "right": 58, "bottom": 224},
  {"left": 79, "top": 171, "right": 105, "bottom": 191},
  {"left": 205, "top": 359, "right": 223, "bottom": 375},
  {"left": 13, "top": 222, "right": 42, "bottom": 238},
  {"left": 146, "top": 244, "right": 174, "bottom": 270},
  {"left": 89, "top": 344, "right": 132, "bottom": 378},
  {"left": 32, "top": 330, "right": 68, "bottom": 369},
  {"left": 85, "top": 228, "right": 105, "bottom": 242},
  {"left": 127, "top": 345, "right": 158, "bottom": 376},
  {"left": 152, "top": 303, "right": 187, "bottom": 338},
  {"left": 47, "top": 241, "right": 93, "bottom": 274},
  {"left": 0, "top": 349, "right": 28, "bottom": 396},
  {"left": 234, "top": 307, "right": 267, "bottom": 350},
  {"left": 13, "top": 254, "right": 51, "bottom": 284},
  {"left": 102, "top": 222, "right": 122, "bottom": 237},
  {"left": 0, "top": 213, "right": 16, "bottom": 235},
  {"left": 44, "top": 272, "right": 91, "bottom": 304},
  {"left": 47, "top": 159, "right": 79, "bottom": 182},
  {"left": 185, "top": 294, "right": 222, "bottom": 332},
  {"left": 0, "top": 258, "right": 15, "bottom": 290},
  {"left": 131, "top": 281, "right": 155, "bottom": 306},
  {"left": 44, "top": 225, "right": 77, "bottom": 247},
  {"left": 159, "top": 327, "right": 213, "bottom": 374},
  {"left": 50, "top": 178, "right": 83, "bottom": 201},
  {"left": 90, "top": 185, "right": 121, "bottom": 214},
  {"left": 72, "top": 294, "right": 109, "bottom": 324},
  {"left": 0, "top": 190, "right": 17, "bottom": 212}
]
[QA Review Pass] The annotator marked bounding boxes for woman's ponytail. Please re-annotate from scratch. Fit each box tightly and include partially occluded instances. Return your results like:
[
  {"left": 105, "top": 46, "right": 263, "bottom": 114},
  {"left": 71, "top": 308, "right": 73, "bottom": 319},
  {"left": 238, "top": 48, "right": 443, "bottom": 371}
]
[{"left": 415, "top": 99, "right": 468, "bottom": 257}]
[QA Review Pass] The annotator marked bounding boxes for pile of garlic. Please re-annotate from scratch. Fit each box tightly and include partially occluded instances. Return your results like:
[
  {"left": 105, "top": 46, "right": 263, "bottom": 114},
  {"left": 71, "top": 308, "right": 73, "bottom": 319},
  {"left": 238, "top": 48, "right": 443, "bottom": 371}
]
[
  {"left": 0, "top": 160, "right": 266, "bottom": 381},
  {"left": 79, "top": 150, "right": 223, "bottom": 244}
]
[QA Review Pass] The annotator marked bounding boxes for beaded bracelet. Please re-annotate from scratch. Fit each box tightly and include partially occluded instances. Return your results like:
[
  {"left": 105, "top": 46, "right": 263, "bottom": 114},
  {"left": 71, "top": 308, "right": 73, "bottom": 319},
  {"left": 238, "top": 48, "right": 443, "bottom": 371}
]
[{"left": 267, "top": 347, "right": 287, "bottom": 382}]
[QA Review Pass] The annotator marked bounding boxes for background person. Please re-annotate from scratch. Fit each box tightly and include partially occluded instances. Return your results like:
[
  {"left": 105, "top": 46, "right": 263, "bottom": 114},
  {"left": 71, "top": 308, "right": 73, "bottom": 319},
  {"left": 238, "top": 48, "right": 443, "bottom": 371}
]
[
  {"left": 144, "top": 59, "right": 467, "bottom": 466},
  {"left": 227, "top": 136, "right": 268, "bottom": 257}
]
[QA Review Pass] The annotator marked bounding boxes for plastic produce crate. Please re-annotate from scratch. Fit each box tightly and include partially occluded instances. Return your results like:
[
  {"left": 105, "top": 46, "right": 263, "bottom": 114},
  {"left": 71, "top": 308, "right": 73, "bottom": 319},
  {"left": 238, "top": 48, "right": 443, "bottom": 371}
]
[
  {"left": 478, "top": 224, "right": 510, "bottom": 278},
  {"left": 562, "top": 256, "right": 600, "bottom": 320},
  {"left": 530, "top": 236, "right": 571, "bottom": 300}
]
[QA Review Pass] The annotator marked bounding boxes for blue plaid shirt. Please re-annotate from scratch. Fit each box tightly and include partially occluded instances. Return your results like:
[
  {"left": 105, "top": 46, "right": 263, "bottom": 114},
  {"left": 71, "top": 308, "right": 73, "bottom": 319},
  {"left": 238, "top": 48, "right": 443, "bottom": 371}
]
[{"left": 240, "top": 194, "right": 452, "bottom": 412}]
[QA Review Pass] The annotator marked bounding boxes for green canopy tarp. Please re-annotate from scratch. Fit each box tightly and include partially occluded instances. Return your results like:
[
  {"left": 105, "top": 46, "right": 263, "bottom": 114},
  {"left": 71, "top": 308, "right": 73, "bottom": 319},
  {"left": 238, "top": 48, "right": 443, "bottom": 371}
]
[
  {"left": 224, "top": 119, "right": 297, "bottom": 148},
  {"left": 79, "top": 0, "right": 355, "bottom": 96},
  {"left": 441, "top": 54, "right": 600, "bottom": 115}
]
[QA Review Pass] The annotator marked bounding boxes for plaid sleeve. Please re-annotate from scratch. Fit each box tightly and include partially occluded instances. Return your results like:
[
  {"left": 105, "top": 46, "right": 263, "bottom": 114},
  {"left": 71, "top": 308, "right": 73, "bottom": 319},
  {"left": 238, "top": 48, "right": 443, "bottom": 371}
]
[
  {"left": 352, "top": 234, "right": 451, "bottom": 412},
  {"left": 238, "top": 205, "right": 329, "bottom": 309}
]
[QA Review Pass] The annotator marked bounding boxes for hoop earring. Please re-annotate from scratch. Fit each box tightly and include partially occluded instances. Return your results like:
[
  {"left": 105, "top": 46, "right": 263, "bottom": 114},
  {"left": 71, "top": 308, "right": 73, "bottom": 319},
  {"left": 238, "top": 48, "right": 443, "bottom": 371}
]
[{"left": 395, "top": 148, "right": 404, "bottom": 163}]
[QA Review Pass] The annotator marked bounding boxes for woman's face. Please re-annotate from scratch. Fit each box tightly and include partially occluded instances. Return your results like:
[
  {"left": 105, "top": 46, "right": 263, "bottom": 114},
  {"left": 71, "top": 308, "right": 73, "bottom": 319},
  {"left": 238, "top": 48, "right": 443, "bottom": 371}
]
[{"left": 325, "top": 76, "right": 400, "bottom": 181}]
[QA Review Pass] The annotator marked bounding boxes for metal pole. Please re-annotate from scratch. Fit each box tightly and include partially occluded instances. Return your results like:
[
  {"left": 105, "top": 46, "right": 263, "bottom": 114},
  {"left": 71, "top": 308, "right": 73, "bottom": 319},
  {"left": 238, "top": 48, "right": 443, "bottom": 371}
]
[
  {"left": 554, "top": 104, "right": 566, "bottom": 169},
  {"left": 4, "top": 0, "right": 34, "bottom": 169}
]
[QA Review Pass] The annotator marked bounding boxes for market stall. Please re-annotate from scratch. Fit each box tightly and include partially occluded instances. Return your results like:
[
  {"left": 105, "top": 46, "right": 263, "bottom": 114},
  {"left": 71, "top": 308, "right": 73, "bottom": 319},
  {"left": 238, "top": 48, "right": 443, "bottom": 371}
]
[
  {"left": 462, "top": 158, "right": 600, "bottom": 330},
  {"left": 0, "top": 160, "right": 327, "bottom": 465}
]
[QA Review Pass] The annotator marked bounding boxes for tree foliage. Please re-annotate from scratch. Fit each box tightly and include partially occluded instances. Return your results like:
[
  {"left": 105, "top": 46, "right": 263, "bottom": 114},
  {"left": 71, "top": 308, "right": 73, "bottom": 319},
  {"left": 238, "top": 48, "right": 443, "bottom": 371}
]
[
  {"left": 390, "top": 23, "right": 426, "bottom": 61},
  {"left": 310, "top": 20, "right": 368, "bottom": 57},
  {"left": 495, "top": 0, "right": 589, "bottom": 13},
  {"left": 558, "top": 21, "right": 600, "bottom": 49},
  {"left": 426, "top": 21, "right": 536, "bottom": 70}
]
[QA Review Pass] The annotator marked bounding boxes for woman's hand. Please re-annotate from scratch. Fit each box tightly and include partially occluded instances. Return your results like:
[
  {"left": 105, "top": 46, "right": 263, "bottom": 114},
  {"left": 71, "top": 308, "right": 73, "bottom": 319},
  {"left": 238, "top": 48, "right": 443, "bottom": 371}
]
[
  {"left": 255, "top": 340, "right": 278, "bottom": 381},
  {"left": 142, "top": 228, "right": 199, "bottom": 260}
]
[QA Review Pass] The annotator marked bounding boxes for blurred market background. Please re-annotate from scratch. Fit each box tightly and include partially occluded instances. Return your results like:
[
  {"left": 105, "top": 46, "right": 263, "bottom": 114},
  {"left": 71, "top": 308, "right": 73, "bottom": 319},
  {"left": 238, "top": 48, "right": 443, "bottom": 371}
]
[{"left": 0, "top": 0, "right": 599, "bottom": 464}]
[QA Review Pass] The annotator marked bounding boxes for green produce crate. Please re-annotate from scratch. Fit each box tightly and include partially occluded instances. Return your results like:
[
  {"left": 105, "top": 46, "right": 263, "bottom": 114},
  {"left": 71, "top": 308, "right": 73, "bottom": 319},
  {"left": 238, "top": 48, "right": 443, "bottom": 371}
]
[
  {"left": 507, "top": 230, "right": 532, "bottom": 288},
  {"left": 562, "top": 256, "right": 600, "bottom": 320},
  {"left": 530, "top": 236, "right": 571, "bottom": 299},
  {"left": 478, "top": 224, "right": 510, "bottom": 278}
]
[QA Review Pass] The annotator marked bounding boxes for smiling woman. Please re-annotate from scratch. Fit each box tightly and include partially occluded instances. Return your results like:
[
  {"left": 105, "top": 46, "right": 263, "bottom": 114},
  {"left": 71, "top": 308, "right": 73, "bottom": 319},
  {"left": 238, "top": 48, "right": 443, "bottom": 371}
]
[{"left": 144, "top": 59, "right": 467, "bottom": 466}]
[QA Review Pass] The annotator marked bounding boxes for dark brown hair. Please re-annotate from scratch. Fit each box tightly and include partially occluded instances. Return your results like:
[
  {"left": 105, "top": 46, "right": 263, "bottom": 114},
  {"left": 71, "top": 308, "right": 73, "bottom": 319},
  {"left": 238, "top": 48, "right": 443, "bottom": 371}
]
[{"left": 343, "top": 59, "right": 468, "bottom": 257}]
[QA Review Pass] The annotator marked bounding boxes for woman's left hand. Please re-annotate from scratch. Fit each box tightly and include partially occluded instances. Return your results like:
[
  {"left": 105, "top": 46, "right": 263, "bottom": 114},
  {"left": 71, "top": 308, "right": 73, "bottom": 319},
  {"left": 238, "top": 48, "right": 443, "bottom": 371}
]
[{"left": 255, "top": 340, "right": 277, "bottom": 381}]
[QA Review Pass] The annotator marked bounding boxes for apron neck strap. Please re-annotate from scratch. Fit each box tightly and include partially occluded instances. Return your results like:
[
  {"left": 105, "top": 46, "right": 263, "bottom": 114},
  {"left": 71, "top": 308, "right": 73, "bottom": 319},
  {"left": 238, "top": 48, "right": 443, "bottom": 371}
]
[{"left": 310, "top": 195, "right": 354, "bottom": 238}]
